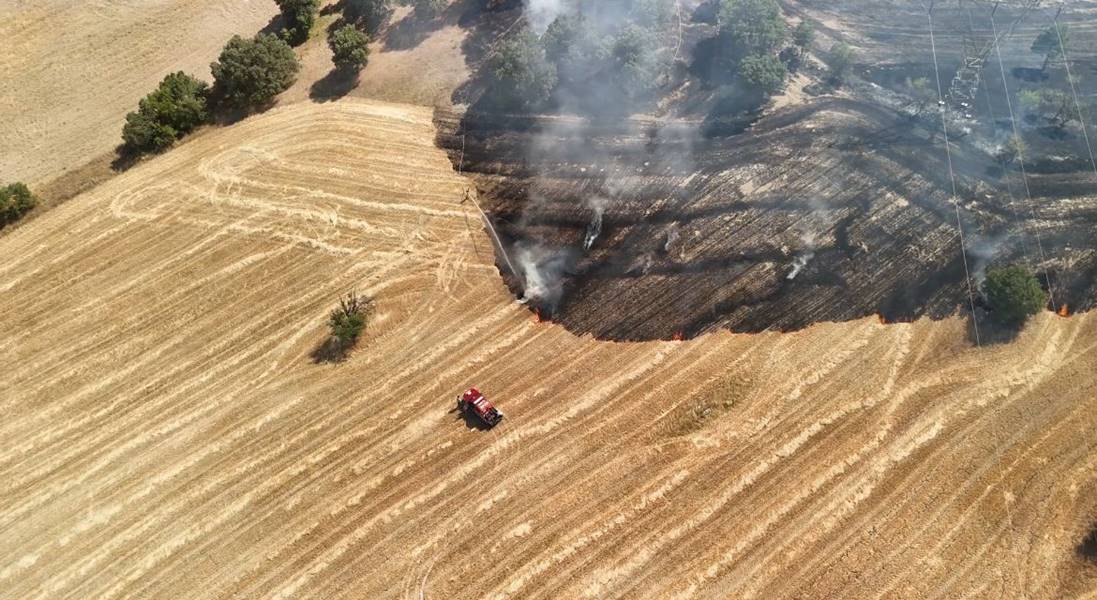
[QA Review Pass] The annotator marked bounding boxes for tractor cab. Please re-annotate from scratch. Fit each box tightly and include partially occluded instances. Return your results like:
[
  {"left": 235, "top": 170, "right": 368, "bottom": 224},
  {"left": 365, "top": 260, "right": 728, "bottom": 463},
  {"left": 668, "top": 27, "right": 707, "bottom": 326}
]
[{"left": 457, "top": 388, "right": 503, "bottom": 428}]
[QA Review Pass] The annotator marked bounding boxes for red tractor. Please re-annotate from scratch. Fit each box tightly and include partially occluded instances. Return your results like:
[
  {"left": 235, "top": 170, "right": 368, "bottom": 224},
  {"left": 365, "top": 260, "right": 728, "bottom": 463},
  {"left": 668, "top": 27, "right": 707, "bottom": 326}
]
[{"left": 457, "top": 388, "right": 503, "bottom": 428}]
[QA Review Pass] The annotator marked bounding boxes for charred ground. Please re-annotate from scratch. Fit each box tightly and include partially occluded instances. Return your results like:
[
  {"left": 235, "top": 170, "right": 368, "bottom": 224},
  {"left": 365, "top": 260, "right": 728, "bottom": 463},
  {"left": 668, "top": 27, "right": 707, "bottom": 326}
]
[{"left": 437, "top": 0, "right": 1097, "bottom": 341}]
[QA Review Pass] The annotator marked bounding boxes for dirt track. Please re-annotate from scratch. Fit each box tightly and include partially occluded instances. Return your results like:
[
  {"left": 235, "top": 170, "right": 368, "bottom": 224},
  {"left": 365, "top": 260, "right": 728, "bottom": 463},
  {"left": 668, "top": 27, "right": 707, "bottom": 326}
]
[{"left": 2, "top": 98, "right": 1096, "bottom": 598}]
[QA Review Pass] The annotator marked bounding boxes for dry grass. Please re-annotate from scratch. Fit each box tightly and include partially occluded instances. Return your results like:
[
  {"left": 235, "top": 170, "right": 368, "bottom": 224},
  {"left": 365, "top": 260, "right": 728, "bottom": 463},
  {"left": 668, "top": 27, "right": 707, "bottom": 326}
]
[
  {"left": 2, "top": 98, "right": 1095, "bottom": 598},
  {"left": 0, "top": 1, "right": 277, "bottom": 187}
]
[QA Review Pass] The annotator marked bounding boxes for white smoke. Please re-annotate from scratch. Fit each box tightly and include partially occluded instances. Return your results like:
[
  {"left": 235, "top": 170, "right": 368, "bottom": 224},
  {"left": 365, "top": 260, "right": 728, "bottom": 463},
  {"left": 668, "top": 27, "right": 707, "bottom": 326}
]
[
  {"left": 968, "top": 232, "right": 1009, "bottom": 287},
  {"left": 516, "top": 242, "right": 574, "bottom": 308},
  {"left": 786, "top": 231, "right": 817, "bottom": 280},
  {"left": 526, "top": 0, "right": 568, "bottom": 34},
  {"left": 786, "top": 251, "right": 815, "bottom": 280},
  {"left": 583, "top": 196, "right": 608, "bottom": 251}
]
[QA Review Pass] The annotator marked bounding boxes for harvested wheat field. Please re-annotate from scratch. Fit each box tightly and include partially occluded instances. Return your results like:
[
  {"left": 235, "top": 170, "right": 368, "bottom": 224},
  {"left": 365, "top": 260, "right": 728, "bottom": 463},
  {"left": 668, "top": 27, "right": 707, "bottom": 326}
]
[
  {"left": 0, "top": 0, "right": 277, "bottom": 186},
  {"left": 2, "top": 98, "right": 1096, "bottom": 598}
]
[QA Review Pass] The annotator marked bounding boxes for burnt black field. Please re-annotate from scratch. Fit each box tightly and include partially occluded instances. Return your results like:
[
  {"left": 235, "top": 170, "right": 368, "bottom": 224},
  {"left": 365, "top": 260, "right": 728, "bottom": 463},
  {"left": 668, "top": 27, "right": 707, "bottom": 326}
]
[{"left": 436, "top": 0, "right": 1097, "bottom": 341}]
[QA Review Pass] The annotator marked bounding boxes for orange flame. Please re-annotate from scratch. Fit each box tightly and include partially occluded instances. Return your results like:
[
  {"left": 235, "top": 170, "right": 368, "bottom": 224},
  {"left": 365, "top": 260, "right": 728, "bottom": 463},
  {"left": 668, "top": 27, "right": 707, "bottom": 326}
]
[
  {"left": 878, "top": 314, "right": 889, "bottom": 325},
  {"left": 532, "top": 308, "right": 543, "bottom": 323},
  {"left": 1058, "top": 304, "right": 1069, "bottom": 317},
  {"left": 672, "top": 331, "right": 684, "bottom": 341}
]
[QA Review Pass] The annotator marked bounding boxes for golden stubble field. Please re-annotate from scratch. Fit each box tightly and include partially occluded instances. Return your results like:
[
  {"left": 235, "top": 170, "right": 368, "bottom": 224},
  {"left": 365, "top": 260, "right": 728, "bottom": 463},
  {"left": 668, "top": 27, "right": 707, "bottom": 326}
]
[
  {"left": 0, "top": 0, "right": 277, "bottom": 186},
  {"left": 2, "top": 98, "right": 1096, "bottom": 599}
]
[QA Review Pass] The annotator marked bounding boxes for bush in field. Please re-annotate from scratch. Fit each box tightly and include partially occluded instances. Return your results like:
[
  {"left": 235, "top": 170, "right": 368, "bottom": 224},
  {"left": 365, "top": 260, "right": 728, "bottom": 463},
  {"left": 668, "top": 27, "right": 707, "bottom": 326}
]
[
  {"left": 828, "top": 42, "right": 854, "bottom": 83},
  {"left": 211, "top": 34, "right": 300, "bottom": 110},
  {"left": 122, "top": 72, "right": 210, "bottom": 153},
  {"left": 329, "top": 24, "right": 371, "bottom": 73},
  {"left": 0, "top": 182, "right": 37, "bottom": 228},
  {"left": 740, "top": 53, "right": 787, "bottom": 96},
  {"left": 792, "top": 19, "right": 814, "bottom": 54},
  {"left": 1018, "top": 88, "right": 1075, "bottom": 129},
  {"left": 984, "top": 265, "right": 1048, "bottom": 326},
  {"left": 346, "top": 0, "right": 393, "bottom": 34},
  {"left": 995, "top": 134, "right": 1026, "bottom": 166},
  {"left": 275, "top": 0, "right": 320, "bottom": 45},
  {"left": 328, "top": 292, "right": 374, "bottom": 349}
]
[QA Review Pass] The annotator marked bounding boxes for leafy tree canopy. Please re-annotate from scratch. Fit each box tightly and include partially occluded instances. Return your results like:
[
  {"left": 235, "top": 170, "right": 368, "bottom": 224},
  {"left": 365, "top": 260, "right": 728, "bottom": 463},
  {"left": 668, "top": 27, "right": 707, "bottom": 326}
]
[
  {"left": 211, "top": 34, "right": 300, "bottom": 110},
  {"left": 122, "top": 72, "right": 209, "bottom": 153},
  {"left": 0, "top": 182, "right": 37, "bottom": 227},
  {"left": 984, "top": 265, "right": 1048, "bottom": 325},
  {"left": 828, "top": 42, "right": 854, "bottom": 82},
  {"left": 346, "top": 0, "right": 393, "bottom": 34},
  {"left": 275, "top": 0, "right": 320, "bottom": 45},
  {"left": 329, "top": 24, "right": 371, "bottom": 72},
  {"left": 486, "top": 29, "right": 558, "bottom": 109},
  {"left": 792, "top": 19, "right": 814, "bottom": 51},
  {"left": 739, "top": 52, "right": 788, "bottom": 96},
  {"left": 720, "top": 0, "right": 787, "bottom": 55}
]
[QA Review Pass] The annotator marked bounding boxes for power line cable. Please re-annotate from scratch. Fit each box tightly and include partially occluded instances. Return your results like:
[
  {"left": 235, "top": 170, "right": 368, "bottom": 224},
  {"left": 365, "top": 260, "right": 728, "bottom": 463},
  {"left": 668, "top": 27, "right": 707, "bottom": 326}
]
[{"left": 926, "top": 0, "right": 983, "bottom": 345}]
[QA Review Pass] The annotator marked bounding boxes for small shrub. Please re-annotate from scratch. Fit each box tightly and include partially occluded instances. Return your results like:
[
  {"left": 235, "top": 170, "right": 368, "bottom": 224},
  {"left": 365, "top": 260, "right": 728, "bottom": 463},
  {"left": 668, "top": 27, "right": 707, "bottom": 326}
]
[
  {"left": 276, "top": 0, "right": 321, "bottom": 45},
  {"left": 828, "top": 42, "right": 854, "bottom": 83},
  {"left": 122, "top": 72, "right": 210, "bottom": 153},
  {"left": 329, "top": 24, "right": 371, "bottom": 73},
  {"left": 328, "top": 292, "right": 374, "bottom": 349},
  {"left": 0, "top": 182, "right": 38, "bottom": 228},
  {"left": 792, "top": 19, "right": 815, "bottom": 54},
  {"left": 984, "top": 265, "right": 1048, "bottom": 326},
  {"left": 211, "top": 34, "right": 301, "bottom": 110}
]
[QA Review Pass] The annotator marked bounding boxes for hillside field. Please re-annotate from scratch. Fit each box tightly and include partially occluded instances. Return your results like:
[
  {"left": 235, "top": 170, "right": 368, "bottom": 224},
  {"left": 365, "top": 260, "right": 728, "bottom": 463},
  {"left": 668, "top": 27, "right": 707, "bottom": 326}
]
[{"left": 2, "top": 99, "right": 1096, "bottom": 598}]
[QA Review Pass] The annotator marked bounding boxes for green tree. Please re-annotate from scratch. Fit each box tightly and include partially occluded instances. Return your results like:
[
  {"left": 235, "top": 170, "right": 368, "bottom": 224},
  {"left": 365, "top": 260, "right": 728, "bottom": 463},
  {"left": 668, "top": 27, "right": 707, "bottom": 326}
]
[
  {"left": 611, "top": 25, "right": 666, "bottom": 99},
  {"left": 792, "top": 19, "right": 815, "bottom": 54},
  {"left": 275, "top": 0, "right": 320, "bottom": 45},
  {"left": 346, "top": 0, "right": 393, "bottom": 34},
  {"left": 328, "top": 292, "right": 374, "bottom": 349},
  {"left": 542, "top": 14, "right": 607, "bottom": 86},
  {"left": 739, "top": 53, "right": 787, "bottom": 96},
  {"left": 720, "top": 0, "right": 787, "bottom": 55},
  {"left": 329, "top": 24, "right": 371, "bottom": 73},
  {"left": 486, "top": 29, "right": 557, "bottom": 109},
  {"left": 828, "top": 42, "right": 854, "bottom": 83},
  {"left": 1032, "top": 24, "right": 1068, "bottom": 73},
  {"left": 984, "top": 265, "right": 1048, "bottom": 326},
  {"left": 122, "top": 72, "right": 210, "bottom": 153},
  {"left": 0, "top": 182, "right": 37, "bottom": 228},
  {"left": 211, "top": 34, "right": 300, "bottom": 110},
  {"left": 1019, "top": 88, "right": 1075, "bottom": 128}
]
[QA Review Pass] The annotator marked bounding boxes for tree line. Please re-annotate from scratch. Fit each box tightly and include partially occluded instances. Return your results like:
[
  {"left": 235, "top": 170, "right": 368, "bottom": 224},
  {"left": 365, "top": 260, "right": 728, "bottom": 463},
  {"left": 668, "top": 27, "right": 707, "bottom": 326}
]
[{"left": 122, "top": 0, "right": 380, "bottom": 156}]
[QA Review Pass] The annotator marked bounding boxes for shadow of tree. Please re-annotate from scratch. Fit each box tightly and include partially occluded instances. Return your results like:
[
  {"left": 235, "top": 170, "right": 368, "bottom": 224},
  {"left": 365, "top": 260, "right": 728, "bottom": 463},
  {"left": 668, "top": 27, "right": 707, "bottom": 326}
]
[
  {"left": 384, "top": 13, "right": 436, "bottom": 50},
  {"left": 110, "top": 144, "right": 143, "bottom": 172},
  {"left": 310, "top": 68, "right": 361, "bottom": 101},
  {"left": 1080, "top": 525, "right": 1097, "bottom": 561},
  {"left": 310, "top": 336, "right": 353, "bottom": 364}
]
